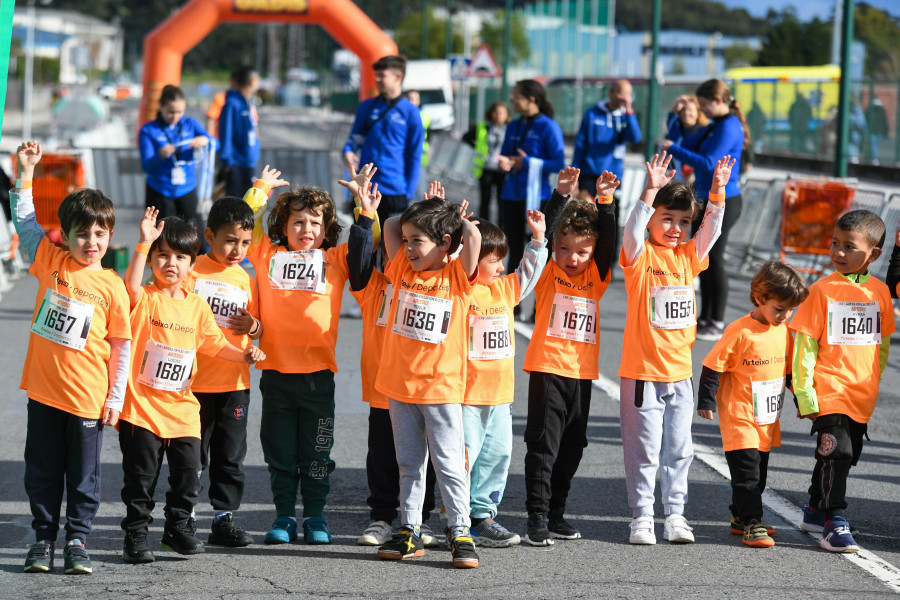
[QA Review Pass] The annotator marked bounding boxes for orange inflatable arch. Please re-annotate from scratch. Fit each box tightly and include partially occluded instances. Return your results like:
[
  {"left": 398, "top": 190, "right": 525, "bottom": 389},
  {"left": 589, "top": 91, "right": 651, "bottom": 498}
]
[{"left": 138, "top": 0, "right": 397, "bottom": 127}]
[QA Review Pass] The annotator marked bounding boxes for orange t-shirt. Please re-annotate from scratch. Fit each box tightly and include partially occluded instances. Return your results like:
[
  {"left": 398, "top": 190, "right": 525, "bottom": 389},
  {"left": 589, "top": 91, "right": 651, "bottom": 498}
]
[
  {"left": 465, "top": 275, "right": 520, "bottom": 405},
  {"left": 702, "top": 314, "right": 794, "bottom": 452},
  {"left": 789, "top": 272, "right": 895, "bottom": 423},
  {"left": 523, "top": 260, "right": 609, "bottom": 380},
  {"left": 350, "top": 270, "right": 394, "bottom": 410},
  {"left": 185, "top": 254, "right": 259, "bottom": 393},
  {"left": 248, "top": 237, "right": 349, "bottom": 374},
  {"left": 20, "top": 238, "right": 131, "bottom": 419},
  {"left": 119, "top": 286, "right": 229, "bottom": 438},
  {"left": 374, "top": 252, "right": 475, "bottom": 404},
  {"left": 618, "top": 241, "right": 708, "bottom": 382}
]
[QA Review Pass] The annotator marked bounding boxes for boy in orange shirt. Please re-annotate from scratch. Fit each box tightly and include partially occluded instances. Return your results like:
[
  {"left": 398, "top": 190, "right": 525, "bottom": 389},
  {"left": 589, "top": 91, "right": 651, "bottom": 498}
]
[
  {"left": 697, "top": 262, "right": 809, "bottom": 548},
  {"left": 618, "top": 152, "right": 732, "bottom": 545},
  {"left": 790, "top": 209, "right": 894, "bottom": 553},
  {"left": 373, "top": 196, "right": 482, "bottom": 568},
  {"left": 119, "top": 211, "right": 264, "bottom": 564},
  {"left": 521, "top": 166, "right": 616, "bottom": 546},
  {"left": 14, "top": 141, "right": 131, "bottom": 575}
]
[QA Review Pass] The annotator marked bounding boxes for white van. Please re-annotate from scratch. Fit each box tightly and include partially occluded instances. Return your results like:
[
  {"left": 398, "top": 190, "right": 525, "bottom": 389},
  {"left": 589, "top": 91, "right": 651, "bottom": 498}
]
[{"left": 403, "top": 59, "right": 455, "bottom": 131}]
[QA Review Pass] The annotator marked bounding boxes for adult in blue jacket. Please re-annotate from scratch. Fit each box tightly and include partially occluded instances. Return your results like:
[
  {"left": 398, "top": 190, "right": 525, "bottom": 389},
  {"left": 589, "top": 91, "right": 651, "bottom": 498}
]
[
  {"left": 343, "top": 55, "right": 424, "bottom": 226},
  {"left": 662, "top": 78, "right": 749, "bottom": 341},
  {"left": 139, "top": 85, "right": 212, "bottom": 229},
  {"left": 498, "top": 79, "right": 565, "bottom": 273},
  {"left": 218, "top": 65, "right": 260, "bottom": 197}
]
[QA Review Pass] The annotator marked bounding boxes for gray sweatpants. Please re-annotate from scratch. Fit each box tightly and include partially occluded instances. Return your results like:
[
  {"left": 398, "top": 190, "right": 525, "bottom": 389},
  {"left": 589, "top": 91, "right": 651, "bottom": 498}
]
[
  {"left": 389, "top": 399, "right": 471, "bottom": 528},
  {"left": 619, "top": 377, "right": 694, "bottom": 518}
]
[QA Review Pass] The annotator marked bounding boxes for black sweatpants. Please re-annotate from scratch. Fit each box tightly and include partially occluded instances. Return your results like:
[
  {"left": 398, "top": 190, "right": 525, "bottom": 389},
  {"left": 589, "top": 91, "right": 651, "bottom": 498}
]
[
  {"left": 145, "top": 183, "right": 201, "bottom": 232},
  {"left": 224, "top": 165, "right": 256, "bottom": 198},
  {"left": 693, "top": 194, "right": 743, "bottom": 323},
  {"left": 724, "top": 448, "right": 770, "bottom": 523},
  {"left": 478, "top": 169, "right": 506, "bottom": 222},
  {"left": 808, "top": 413, "right": 866, "bottom": 519},
  {"left": 524, "top": 372, "right": 592, "bottom": 517},
  {"left": 119, "top": 421, "right": 202, "bottom": 533},
  {"left": 23, "top": 400, "right": 103, "bottom": 543},
  {"left": 196, "top": 389, "right": 250, "bottom": 512},
  {"left": 366, "top": 406, "right": 437, "bottom": 523}
]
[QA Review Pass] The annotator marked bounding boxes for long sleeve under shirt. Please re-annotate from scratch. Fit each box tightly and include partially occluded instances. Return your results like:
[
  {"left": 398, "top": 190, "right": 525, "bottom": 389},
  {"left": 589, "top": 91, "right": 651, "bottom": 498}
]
[{"left": 621, "top": 200, "right": 724, "bottom": 268}]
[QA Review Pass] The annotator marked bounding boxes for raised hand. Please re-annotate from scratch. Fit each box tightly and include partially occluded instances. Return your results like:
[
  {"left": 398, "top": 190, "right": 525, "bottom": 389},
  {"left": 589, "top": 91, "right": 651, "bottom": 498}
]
[
  {"left": 259, "top": 164, "right": 290, "bottom": 189},
  {"left": 710, "top": 155, "right": 736, "bottom": 195},
  {"left": 359, "top": 180, "right": 381, "bottom": 214},
  {"left": 526, "top": 210, "right": 546, "bottom": 242},
  {"left": 139, "top": 207, "right": 165, "bottom": 245},
  {"left": 645, "top": 152, "right": 676, "bottom": 191},
  {"left": 427, "top": 180, "right": 445, "bottom": 201},
  {"left": 338, "top": 162, "right": 377, "bottom": 198},
  {"left": 556, "top": 166, "right": 580, "bottom": 197},
  {"left": 595, "top": 171, "right": 620, "bottom": 199},
  {"left": 17, "top": 141, "right": 42, "bottom": 171}
]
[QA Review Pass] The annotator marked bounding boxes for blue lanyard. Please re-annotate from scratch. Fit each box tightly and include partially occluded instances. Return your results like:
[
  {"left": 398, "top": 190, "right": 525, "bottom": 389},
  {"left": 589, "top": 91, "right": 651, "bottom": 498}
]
[{"left": 161, "top": 119, "right": 184, "bottom": 162}]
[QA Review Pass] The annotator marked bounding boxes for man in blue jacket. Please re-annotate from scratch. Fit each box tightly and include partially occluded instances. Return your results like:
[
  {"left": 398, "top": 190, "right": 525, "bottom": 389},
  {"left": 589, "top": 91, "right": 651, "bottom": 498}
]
[
  {"left": 218, "top": 65, "right": 260, "bottom": 197},
  {"left": 343, "top": 55, "right": 424, "bottom": 227}
]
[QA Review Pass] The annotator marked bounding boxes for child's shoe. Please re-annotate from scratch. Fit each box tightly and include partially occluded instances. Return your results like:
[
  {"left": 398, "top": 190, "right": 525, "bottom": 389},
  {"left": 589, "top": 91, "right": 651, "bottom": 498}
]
[
  {"left": 122, "top": 531, "right": 155, "bottom": 564},
  {"left": 23, "top": 540, "right": 54, "bottom": 573},
  {"left": 357, "top": 520, "right": 392, "bottom": 546},
  {"left": 471, "top": 518, "right": 521, "bottom": 548},
  {"left": 730, "top": 516, "right": 775, "bottom": 536},
  {"left": 419, "top": 522, "right": 440, "bottom": 548},
  {"left": 820, "top": 516, "right": 860, "bottom": 553},
  {"left": 801, "top": 505, "right": 859, "bottom": 535},
  {"left": 302, "top": 517, "right": 332, "bottom": 544},
  {"left": 264, "top": 516, "right": 298, "bottom": 544},
  {"left": 63, "top": 540, "right": 92, "bottom": 574},
  {"left": 548, "top": 514, "right": 582, "bottom": 540},
  {"left": 160, "top": 517, "right": 205, "bottom": 555},
  {"left": 209, "top": 513, "right": 254, "bottom": 547},
  {"left": 742, "top": 520, "right": 775, "bottom": 548},
  {"left": 447, "top": 527, "right": 479, "bottom": 569},
  {"left": 377, "top": 526, "right": 425, "bottom": 560},
  {"left": 629, "top": 515, "right": 656, "bottom": 545},
  {"left": 523, "top": 514, "right": 555, "bottom": 546},
  {"left": 663, "top": 514, "right": 695, "bottom": 543}
]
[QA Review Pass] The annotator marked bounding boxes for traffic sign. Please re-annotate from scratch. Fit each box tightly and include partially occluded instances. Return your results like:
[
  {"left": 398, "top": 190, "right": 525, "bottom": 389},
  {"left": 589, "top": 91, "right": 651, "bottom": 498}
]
[
  {"left": 467, "top": 44, "right": 501, "bottom": 78},
  {"left": 449, "top": 55, "right": 471, "bottom": 81}
]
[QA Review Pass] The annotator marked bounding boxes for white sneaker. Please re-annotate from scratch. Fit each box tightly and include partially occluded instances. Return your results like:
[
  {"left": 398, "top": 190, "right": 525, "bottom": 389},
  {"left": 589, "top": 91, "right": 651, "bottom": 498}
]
[
  {"left": 663, "top": 514, "right": 695, "bottom": 543},
  {"left": 629, "top": 516, "right": 656, "bottom": 545},
  {"left": 419, "top": 523, "right": 440, "bottom": 548},
  {"left": 357, "top": 520, "right": 392, "bottom": 546}
]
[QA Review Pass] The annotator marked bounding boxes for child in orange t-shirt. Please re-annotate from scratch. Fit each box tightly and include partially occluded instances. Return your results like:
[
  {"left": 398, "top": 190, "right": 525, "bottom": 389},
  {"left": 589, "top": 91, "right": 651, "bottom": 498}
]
[
  {"left": 373, "top": 196, "right": 482, "bottom": 568},
  {"left": 521, "top": 166, "right": 616, "bottom": 546},
  {"left": 119, "top": 212, "right": 264, "bottom": 564},
  {"left": 697, "top": 261, "right": 809, "bottom": 548},
  {"left": 13, "top": 141, "right": 131, "bottom": 575},
  {"left": 791, "top": 209, "right": 894, "bottom": 553},
  {"left": 618, "top": 152, "right": 731, "bottom": 546}
]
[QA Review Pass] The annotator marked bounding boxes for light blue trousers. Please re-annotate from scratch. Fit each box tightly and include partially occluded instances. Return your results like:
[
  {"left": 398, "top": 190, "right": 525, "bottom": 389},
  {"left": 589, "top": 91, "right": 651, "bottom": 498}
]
[{"left": 462, "top": 404, "right": 513, "bottom": 519}]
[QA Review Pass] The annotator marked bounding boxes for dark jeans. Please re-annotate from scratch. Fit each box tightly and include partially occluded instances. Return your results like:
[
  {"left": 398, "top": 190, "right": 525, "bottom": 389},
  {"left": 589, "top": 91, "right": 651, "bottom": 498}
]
[
  {"left": 24, "top": 400, "right": 103, "bottom": 543},
  {"left": 367, "top": 406, "right": 437, "bottom": 523},
  {"left": 119, "top": 421, "right": 201, "bottom": 533},
  {"left": 693, "top": 194, "right": 743, "bottom": 323},
  {"left": 224, "top": 166, "right": 256, "bottom": 198},
  {"left": 196, "top": 389, "right": 250, "bottom": 512},
  {"left": 145, "top": 183, "right": 201, "bottom": 231},
  {"left": 500, "top": 199, "right": 547, "bottom": 272},
  {"left": 808, "top": 414, "right": 866, "bottom": 519},
  {"left": 725, "top": 448, "right": 770, "bottom": 523},
  {"left": 479, "top": 170, "right": 506, "bottom": 222},
  {"left": 523, "top": 372, "right": 592, "bottom": 517}
]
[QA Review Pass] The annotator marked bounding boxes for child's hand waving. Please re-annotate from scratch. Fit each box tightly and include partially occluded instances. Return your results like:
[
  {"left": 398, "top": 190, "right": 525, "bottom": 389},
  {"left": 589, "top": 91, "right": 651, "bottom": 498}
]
[
  {"left": 710, "top": 155, "right": 736, "bottom": 197},
  {"left": 358, "top": 180, "right": 381, "bottom": 214},
  {"left": 139, "top": 207, "right": 165, "bottom": 245},
  {"left": 259, "top": 164, "right": 290, "bottom": 189},
  {"left": 594, "top": 171, "right": 620, "bottom": 200},
  {"left": 427, "top": 180, "right": 445, "bottom": 201},
  {"left": 338, "top": 163, "right": 377, "bottom": 198},
  {"left": 526, "top": 210, "right": 546, "bottom": 242},
  {"left": 556, "top": 166, "right": 580, "bottom": 197},
  {"left": 645, "top": 152, "right": 676, "bottom": 191},
  {"left": 17, "top": 141, "right": 42, "bottom": 173}
]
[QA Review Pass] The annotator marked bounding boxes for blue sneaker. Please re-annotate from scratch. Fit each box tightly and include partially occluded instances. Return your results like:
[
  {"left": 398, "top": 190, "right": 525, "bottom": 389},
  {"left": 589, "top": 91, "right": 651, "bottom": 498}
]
[
  {"left": 801, "top": 505, "right": 859, "bottom": 536},
  {"left": 264, "top": 517, "right": 298, "bottom": 544},
  {"left": 820, "top": 516, "right": 860, "bottom": 553},
  {"left": 303, "top": 517, "right": 332, "bottom": 544}
]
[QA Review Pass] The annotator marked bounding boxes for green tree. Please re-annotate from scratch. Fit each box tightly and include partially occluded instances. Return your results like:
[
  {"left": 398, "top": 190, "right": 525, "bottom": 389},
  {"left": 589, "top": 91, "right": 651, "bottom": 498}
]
[
  {"left": 854, "top": 2, "right": 900, "bottom": 79},
  {"left": 756, "top": 11, "right": 830, "bottom": 67},
  {"left": 722, "top": 42, "right": 758, "bottom": 69},
  {"left": 395, "top": 11, "right": 464, "bottom": 59},
  {"left": 479, "top": 11, "right": 530, "bottom": 65},
  {"left": 615, "top": 0, "right": 768, "bottom": 36}
]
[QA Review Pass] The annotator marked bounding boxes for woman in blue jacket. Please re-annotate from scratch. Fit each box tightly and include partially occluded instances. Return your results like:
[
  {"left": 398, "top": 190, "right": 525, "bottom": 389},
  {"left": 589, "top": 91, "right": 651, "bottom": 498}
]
[
  {"left": 498, "top": 80, "right": 565, "bottom": 274},
  {"left": 662, "top": 79, "right": 749, "bottom": 341},
  {"left": 139, "top": 85, "right": 212, "bottom": 229}
]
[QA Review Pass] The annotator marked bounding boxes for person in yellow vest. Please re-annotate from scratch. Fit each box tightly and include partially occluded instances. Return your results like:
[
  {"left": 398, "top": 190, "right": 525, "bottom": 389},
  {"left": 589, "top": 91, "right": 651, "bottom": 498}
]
[
  {"left": 405, "top": 91, "right": 431, "bottom": 203},
  {"left": 463, "top": 102, "right": 510, "bottom": 223}
]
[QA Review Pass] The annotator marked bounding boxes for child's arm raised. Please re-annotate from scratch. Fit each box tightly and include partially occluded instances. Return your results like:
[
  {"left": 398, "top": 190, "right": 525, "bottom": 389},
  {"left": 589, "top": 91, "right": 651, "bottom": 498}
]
[
  {"left": 348, "top": 180, "right": 381, "bottom": 292},
  {"left": 124, "top": 208, "right": 164, "bottom": 306},
  {"left": 458, "top": 200, "right": 482, "bottom": 279},
  {"left": 10, "top": 141, "right": 46, "bottom": 260},
  {"left": 544, "top": 166, "right": 578, "bottom": 247},
  {"left": 692, "top": 155, "right": 733, "bottom": 261},
  {"left": 696, "top": 366, "right": 720, "bottom": 420},
  {"left": 593, "top": 171, "right": 620, "bottom": 280},
  {"left": 242, "top": 164, "right": 290, "bottom": 251},
  {"left": 516, "top": 210, "right": 549, "bottom": 302},
  {"left": 622, "top": 153, "right": 676, "bottom": 267}
]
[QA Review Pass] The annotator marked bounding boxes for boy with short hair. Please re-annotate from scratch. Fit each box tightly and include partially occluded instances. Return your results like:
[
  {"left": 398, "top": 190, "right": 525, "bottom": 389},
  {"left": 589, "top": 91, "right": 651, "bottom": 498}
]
[
  {"left": 14, "top": 141, "right": 132, "bottom": 575},
  {"left": 186, "top": 196, "right": 264, "bottom": 547},
  {"left": 373, "top": 196, "right": 483, "bottom": 568},
  {"left": 790, "top": 209, "right": 894, "bottom": 553}
]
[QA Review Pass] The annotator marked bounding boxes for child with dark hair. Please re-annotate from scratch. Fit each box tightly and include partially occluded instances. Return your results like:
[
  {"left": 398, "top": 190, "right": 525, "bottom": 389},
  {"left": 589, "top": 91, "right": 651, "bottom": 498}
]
[
  {"left": 618, "top": 152, "right": 732, "bottom": 546},
  {"left": 697, "top": 261, "right": 809, "bottom": 548}
]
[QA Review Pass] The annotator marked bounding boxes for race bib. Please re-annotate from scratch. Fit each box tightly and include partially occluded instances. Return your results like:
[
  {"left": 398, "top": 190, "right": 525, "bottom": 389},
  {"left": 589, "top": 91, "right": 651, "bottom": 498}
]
[
  {"left": 468, "top": 313, "right": 514, "bottom": 360},
  {"left": 392, "top": 290, "right": 452, "bottom": 344},
  {"left": 137, "top": 339, "right": 194, "bottom": 392},
  {"left": 649, "top": 285, "right": 696, "bottom": 330},
  {"left": 194, "top": 278, "right": 249, "bottom": 329},
  {"left": 827, "top": 301, "right": 880, "bottom": 345},
  {"left": 269, "top": 250, "right": 326, "bottom": 293},
  {"left": 751, "top": 377, "right": 786, "bottom": 426},
  {"left": 547, "top": 293, "right": 597, "bottom": 344},
  {"left": 375, "top": 283, "right": 394, "bottom": 328},
  {"left": 31, "top": 289, "right": 94, "bottom": 351},
  {"left": 171, "top": 165, "right": 186, "bottom": 186}
]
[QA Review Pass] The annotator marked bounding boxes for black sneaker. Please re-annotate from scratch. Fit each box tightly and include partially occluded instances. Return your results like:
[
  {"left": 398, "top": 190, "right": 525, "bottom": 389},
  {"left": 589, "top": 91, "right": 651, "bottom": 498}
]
[
  {"left": 377, "top": 526, "right": 425, "bottom": 560},
  {"left": 548, "top": 516, "right": 582, "bottom": 540},
  {"left": 448, "top": 530, "right": 479, "bottom": 569},
  {"left": 24, "top": 540, "right": 54, "bottom": 573},
  {"left": 123, "top": 531, "right": 155, "bottom": 564},
  {"left": 161, "top": 518, "right": 205, "bottom": 555},
  {"left": 63, "top": 541, "right": 92, "bottom": 574},
  {"left": 524, "top": 514, "right": 555, "bottom": 546},
  {"left": 209, "top": 513, "right": 254, "bottom": 547}
]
